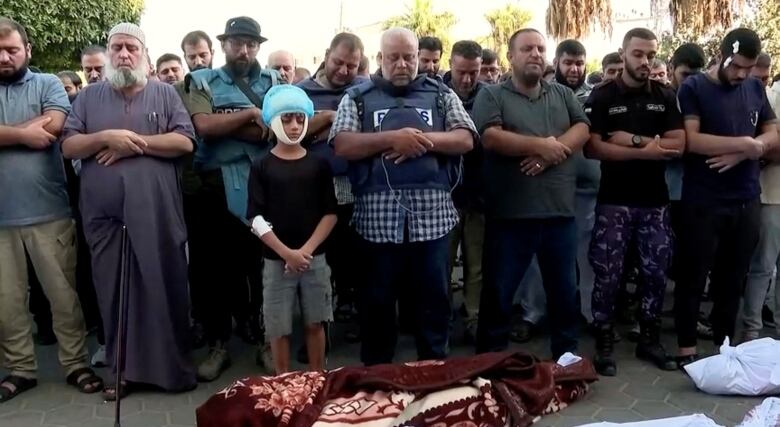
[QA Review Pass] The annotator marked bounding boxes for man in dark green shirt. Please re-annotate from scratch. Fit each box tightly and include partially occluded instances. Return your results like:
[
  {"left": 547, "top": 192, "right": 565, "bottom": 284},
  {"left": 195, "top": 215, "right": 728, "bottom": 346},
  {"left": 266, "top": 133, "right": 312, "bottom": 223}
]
[{"left": 473, "top": 28, "right": 590, "bottom": 359}]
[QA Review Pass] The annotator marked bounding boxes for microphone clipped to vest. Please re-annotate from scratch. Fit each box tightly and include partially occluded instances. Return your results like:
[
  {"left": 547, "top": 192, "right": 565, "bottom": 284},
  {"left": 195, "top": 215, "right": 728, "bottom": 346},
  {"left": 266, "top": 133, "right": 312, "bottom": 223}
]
[{"left": 347, "top": 75, "right": 461, "bottom": 197}]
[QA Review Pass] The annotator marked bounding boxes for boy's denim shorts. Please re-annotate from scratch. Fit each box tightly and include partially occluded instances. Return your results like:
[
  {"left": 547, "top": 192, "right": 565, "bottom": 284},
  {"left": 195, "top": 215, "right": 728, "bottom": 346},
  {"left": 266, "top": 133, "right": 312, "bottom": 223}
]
[{"left": 262, "top": 254, "right": 333, "bottom": 339}]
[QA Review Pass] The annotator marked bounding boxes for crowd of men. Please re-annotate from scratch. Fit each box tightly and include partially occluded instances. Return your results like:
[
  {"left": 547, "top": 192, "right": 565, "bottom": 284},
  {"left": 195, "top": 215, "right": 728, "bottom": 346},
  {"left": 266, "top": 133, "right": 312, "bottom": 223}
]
[{"left": 0, "top": 12, "right": 778, "bottom": 403}]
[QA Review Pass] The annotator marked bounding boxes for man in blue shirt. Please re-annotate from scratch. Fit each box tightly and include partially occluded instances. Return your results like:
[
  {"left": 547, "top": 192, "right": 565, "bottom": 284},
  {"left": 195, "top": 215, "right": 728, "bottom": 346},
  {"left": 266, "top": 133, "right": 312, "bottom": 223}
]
[
  {"left": 0, "top": 17, "right": 100, "bottom": 402},
  {"left": 674, "top": 28, "right": 778, "bottom": 368}
]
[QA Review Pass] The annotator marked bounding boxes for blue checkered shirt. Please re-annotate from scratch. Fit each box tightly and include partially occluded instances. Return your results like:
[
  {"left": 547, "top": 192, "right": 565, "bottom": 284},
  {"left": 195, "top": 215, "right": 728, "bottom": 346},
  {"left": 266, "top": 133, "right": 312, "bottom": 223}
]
[{"left": 328, "top": 87, "right": 477, "bottom": 244}]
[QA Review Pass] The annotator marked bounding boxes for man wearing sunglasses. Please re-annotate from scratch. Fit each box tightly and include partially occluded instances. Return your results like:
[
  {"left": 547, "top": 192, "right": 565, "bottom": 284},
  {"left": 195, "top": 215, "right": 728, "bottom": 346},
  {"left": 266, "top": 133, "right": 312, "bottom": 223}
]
[{"left": 182, "top": 16, "right": 280, "bottom": 382}]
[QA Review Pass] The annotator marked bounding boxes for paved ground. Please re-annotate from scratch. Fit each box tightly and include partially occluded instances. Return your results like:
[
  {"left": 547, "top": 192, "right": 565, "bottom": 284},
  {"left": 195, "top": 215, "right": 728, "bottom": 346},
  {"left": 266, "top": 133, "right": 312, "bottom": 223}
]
[{"left": 0, "top": 288, "right": 775, "bottom": 427}]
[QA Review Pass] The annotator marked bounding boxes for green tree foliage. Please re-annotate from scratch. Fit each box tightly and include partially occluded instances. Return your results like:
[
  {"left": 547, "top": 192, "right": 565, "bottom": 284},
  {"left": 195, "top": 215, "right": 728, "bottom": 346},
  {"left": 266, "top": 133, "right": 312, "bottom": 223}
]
[
  {"left": 586, "top": 57, "right": 602, "bottom": 75},
  {"left": 0, "top": 0, "right": 144, "bottom": 72},
  {"left": 383, "top": 0, "right": 456, "bottom": 68},
  {"left": 667, "top": 0, "right": 744, "bottom": 34},
  {"left": 658, "top": 28, "right": 725, "bottom": 64},
  {"left": 659, "top": 0, "right": 778, "bottom": 69},
  {"left": 483, "top": 3, "right": 532, "bottom": 70},
  {"left": 546, "top": 0, "right": 612, "bottom": 41},
  {"left": 747, "top": 0, "right": 780, "bottom": 69}
]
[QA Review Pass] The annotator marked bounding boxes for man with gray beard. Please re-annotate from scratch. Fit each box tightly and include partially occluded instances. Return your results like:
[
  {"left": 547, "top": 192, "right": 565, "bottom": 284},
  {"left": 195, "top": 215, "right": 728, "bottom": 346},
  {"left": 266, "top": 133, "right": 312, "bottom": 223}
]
[{"left": 62, "top": 23, "right": 197, "bottom": 400}]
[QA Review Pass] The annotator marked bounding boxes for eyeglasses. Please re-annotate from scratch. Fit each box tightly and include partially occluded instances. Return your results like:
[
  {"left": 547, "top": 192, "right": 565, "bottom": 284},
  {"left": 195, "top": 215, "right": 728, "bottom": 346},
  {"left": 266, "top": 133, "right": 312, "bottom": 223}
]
[
  {"left": 281, "top": 113, "right": 305, "bottom": 124},
  {"left": 226, "top": 38, "right": 260, "bottom": 50}
]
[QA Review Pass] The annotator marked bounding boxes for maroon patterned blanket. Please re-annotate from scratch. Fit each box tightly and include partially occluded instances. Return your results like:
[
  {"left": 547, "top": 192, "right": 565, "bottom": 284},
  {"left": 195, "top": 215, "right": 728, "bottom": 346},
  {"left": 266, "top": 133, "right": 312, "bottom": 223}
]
[{"left": 196, "top": 351, "right": 598, "bottom": 427}]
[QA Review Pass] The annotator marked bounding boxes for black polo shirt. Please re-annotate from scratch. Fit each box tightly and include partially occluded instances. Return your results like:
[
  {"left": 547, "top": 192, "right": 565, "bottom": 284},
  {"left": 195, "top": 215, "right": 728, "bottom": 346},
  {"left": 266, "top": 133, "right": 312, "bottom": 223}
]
[{"left": 584, "top": 78, "right": 683, "bottom": 208}]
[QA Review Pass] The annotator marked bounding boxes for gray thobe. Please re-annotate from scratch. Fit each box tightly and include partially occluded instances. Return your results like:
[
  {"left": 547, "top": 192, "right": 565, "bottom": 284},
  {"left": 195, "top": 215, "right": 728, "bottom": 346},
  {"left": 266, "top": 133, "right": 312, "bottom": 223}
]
[{"left": 63, "top": 80, "right": 196, "bottom": 391}]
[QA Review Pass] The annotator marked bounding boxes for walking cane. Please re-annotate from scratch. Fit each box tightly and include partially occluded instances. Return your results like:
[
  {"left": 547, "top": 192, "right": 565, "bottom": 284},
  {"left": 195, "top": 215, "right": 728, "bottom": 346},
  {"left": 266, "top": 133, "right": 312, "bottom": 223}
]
[{"left": 114, "top": 225, "right": 130, "bottom": 427}]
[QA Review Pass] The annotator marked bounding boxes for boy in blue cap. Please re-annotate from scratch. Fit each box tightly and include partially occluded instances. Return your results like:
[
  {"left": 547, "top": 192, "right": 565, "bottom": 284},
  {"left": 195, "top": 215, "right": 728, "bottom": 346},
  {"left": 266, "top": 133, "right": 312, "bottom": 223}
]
[{"left": 246, "top": 85, "right": 337, "bottom": 373}]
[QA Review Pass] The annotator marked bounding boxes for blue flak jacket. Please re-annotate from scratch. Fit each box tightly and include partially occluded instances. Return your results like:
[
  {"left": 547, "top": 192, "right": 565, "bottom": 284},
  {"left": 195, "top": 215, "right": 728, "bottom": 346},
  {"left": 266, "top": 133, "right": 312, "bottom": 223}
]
[
  {"left": 297, "top": 76, "right": 367, "bottom": 176},
  {"left": 188, "top": 66, "right": 279, "bottom": 223},
  {"left": 347, "top": 75, "right": 459, "bottom": 196}
]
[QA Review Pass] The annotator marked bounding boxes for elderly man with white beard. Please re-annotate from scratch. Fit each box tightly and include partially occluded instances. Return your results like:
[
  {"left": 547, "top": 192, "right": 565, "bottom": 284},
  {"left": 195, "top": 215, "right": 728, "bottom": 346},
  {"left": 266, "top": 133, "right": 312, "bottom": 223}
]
[{"left": 61, "top": 23, "right": 197, "bottom": 400}]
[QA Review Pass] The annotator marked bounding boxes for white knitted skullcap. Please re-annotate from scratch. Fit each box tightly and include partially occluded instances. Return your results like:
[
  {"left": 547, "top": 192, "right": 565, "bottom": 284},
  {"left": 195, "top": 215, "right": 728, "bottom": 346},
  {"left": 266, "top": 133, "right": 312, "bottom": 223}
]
[{"left": 108, "top": 23, "right": 146, "bottom": 46}]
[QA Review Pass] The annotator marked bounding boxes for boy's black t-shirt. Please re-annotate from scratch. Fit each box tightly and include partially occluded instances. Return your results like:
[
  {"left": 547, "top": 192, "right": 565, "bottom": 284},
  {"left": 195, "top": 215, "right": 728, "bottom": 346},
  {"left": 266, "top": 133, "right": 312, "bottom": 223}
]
[{"left": 247, "top": 151, "right": 337, "bottom": 260}]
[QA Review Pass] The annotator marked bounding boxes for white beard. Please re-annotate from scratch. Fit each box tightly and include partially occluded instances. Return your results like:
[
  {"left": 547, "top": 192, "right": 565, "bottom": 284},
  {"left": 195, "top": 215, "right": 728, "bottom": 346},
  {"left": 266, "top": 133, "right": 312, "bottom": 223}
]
[{"left": 105, "top": 58, "right": 148, "bottom": 89}]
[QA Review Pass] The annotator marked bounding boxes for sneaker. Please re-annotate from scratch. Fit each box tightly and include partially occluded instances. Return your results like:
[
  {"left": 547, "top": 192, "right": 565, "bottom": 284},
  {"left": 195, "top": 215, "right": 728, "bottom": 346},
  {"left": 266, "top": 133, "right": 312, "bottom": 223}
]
[
  {"left": 255, "top": 343, "right": 274, "bottom": 372},
  {"left": 197, "top": 347, "right": 230, "bottom": 382},
  {"left": 91, "top": 345, "right": 107, "bottom": 368}
]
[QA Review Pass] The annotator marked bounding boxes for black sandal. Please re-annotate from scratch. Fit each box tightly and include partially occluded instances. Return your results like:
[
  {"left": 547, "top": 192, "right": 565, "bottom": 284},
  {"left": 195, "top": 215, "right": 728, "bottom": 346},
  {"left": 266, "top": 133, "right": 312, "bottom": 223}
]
[
  {"left": 102, "top": 381, "right": 131, "bottom": 401},
  {"left": 66, "top": 367, "right": 104, "bottom": 394},
  {"left": 0, "top": 375, "right": 37, "bottom": 403}
]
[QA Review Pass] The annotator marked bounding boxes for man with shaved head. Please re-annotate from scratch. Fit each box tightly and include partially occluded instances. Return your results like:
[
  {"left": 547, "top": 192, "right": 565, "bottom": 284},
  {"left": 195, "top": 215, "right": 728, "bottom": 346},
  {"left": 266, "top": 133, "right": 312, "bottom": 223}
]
[
  {"left": 267, "top": 50, "right": 295, "bottom": 83},
  {"left": 330, "top": 27, "right": 476, "bottom": 365}
]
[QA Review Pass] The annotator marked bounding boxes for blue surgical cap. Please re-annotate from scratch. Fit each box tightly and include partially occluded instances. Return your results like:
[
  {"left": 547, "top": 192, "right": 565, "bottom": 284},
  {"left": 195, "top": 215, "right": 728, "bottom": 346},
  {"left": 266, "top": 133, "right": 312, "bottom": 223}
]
[{"left": 261, "top": 84, "right": 315, "bottom": 125}]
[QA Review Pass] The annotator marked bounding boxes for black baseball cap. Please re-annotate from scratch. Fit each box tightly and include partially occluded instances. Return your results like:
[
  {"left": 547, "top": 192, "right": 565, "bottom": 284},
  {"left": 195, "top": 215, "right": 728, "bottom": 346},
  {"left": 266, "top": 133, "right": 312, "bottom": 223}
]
[{"left": 217, "top": 17, "right": 268, "bottom": 43}]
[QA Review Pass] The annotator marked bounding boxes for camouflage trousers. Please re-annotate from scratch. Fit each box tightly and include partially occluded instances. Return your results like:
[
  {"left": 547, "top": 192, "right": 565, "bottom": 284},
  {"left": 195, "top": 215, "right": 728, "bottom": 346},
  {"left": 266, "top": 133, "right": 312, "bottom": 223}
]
[{"left": 589, "top": 204, "right": 672, "bottom": 327}]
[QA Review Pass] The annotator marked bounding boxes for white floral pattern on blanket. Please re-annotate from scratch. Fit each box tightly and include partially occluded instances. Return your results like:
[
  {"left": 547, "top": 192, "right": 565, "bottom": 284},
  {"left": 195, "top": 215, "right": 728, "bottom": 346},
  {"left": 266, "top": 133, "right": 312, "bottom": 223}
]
[{"left": 247, "top": 371, "right": 327, "bottom": 426}]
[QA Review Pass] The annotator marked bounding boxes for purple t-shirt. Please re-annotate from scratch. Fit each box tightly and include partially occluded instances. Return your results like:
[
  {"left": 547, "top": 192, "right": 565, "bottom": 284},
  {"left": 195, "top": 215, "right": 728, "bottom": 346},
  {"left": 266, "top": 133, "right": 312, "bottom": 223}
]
[{"left": 677, "top": 74, "right": 776, "bottom": 205}]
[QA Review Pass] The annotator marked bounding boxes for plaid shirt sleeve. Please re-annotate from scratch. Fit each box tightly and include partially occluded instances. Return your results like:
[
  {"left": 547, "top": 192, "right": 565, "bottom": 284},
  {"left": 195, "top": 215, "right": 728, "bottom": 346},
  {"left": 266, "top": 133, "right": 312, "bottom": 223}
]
[
  {"left": 328, "top": 94, "right": 361, "bottom": 143},
  {"left": 442, "top": 90, "right": 478, "bottom": 137}
]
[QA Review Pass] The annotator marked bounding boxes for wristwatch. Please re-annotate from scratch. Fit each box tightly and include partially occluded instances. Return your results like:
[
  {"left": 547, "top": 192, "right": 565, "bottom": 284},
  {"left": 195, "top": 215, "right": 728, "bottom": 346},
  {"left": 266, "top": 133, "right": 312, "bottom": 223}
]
[{"left": 631, "top": 134, "right": 643, "bottom": 147}]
